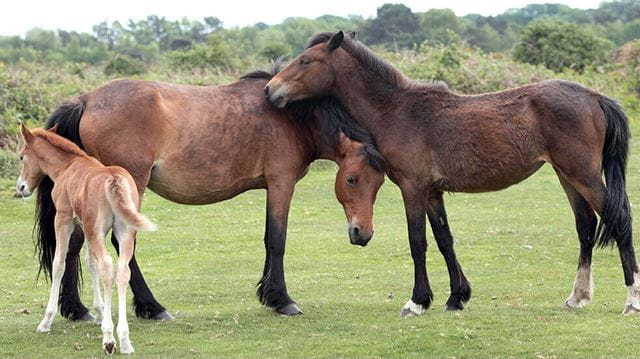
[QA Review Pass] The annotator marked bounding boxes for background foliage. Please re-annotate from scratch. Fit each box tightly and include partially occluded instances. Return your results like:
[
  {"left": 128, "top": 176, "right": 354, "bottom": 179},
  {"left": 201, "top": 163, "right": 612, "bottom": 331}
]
[{"left": 1, "top": 0, "right": 640, "bottom": 173}]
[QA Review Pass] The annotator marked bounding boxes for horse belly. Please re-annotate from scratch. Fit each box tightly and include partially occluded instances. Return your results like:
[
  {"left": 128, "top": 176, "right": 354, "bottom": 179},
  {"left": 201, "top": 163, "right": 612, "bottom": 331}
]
[
  {"left": 147, "top": 166, "right": 266, "bottom": 205},
  {"left": 448, "top": 161, "right": 545, "bottom": 193}
]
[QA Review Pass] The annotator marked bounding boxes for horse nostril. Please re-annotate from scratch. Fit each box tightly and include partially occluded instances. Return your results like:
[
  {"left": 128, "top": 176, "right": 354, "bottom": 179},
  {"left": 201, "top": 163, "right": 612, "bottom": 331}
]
[
  {"left": 353, "top": 226, "right": 360, "bottom": 236},
  {"left": 19, "top": 184, "right": 25, "bottom": 191},
  {"left": 264, "top": 85, "right": 269, "bottom": 96}
]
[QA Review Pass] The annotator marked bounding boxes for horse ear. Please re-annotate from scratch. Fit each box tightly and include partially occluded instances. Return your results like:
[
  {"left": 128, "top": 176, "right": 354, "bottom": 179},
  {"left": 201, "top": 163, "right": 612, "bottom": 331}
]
[
  {"left": 48, "top": 123, "right": 60, "bottom": 133},
  {"left": 338, "top": 132, "right": 354, "bottom": 154},
  {"left": 19, "top": 122, "right": 34, "bottom": 143},
  {"left": 328, "top": 31, "right": 344, "bottom": 51},
  {"left": 348, "top": 31, "right": 357, "bottom": 40}
]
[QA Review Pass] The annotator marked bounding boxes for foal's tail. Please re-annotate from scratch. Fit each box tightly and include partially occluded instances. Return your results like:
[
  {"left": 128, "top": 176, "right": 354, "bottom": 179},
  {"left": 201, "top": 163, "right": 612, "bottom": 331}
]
[
  {"left": 105, "top": 175, "right": 156, "bottom": 232},
  {"left": 596, "top": 95, "right": 632, "bottom": 248}
]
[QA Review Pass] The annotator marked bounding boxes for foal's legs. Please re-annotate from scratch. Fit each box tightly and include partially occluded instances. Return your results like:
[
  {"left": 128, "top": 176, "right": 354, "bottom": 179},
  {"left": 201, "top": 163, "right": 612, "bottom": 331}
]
[
  {"left": 555, "top": 170, "right": 597, "bottom": 308},
  {"left": 60, "top": 226, "right": 94, "bottom": 321},
  {"left": 86, "top": 227, "right": 116, "bottom": 354},
  {"left": 400, "top": 185, "right": 433, "bottom": 317},
  {"left": 85, "top": 248, "right": 105, "bottom": 324},
  {"left": 37, "top": 214, "right": 74, "bottom": 332},
  {"left": 257, "top": 180, "right": 301, "bottom": 315},
  {"left": 113, "top": 221, "right": 136, "bottom": 354},
  {"left": 426, "top": 191, "right": 471, "bottom": 311}
]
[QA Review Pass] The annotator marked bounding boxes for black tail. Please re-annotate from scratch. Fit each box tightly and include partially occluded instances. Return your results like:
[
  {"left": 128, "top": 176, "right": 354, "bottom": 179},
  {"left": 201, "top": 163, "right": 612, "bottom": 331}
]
[
  {"left": 595, "top": 96, "right": 632, "bottom": 248},
  {"left": 35, "top": 98, "right": 85, "bottom": 280}
]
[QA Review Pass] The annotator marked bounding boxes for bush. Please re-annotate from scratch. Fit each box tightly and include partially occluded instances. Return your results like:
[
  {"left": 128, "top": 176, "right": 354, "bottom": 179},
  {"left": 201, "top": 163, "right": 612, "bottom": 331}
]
[
  {"left": 104, "top": 55, "right": 147, "bottom": 76},
  {"left": 513, "top": 21, "right": 614, "bottom": 72},
  {"left": 167, "top": 34, "right": 236, "bottom": 70}
]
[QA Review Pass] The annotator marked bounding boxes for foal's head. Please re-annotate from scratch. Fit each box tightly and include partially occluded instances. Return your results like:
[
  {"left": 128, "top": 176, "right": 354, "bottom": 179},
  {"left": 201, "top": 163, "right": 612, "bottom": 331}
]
[
  {"left": 15, "top": 123, "right": 57, "bottom": 197},
  {"left": 335, "top": 133, "right": 385, "bottom": 247}
]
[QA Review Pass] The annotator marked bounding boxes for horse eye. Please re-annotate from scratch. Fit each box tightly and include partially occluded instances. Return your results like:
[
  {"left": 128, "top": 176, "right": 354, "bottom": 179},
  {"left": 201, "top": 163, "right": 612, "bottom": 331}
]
[
  {"left": 346, "top": 175, "right": 357, "bottom": 186},
  {"left": 299, "top": 57, "right": 311, "bottom": 65}
]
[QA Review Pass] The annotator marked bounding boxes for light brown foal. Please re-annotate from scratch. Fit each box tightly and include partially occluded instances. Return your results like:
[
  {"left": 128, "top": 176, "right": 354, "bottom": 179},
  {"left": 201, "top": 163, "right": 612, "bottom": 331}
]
[{"left": 17, "top": 123, "right": 155, "bottom": 355}]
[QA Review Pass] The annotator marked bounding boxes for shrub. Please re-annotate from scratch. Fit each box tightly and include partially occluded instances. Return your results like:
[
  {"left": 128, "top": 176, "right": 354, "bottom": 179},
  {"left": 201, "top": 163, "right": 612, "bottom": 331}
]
[
  {"left": 513, "top": 21, "right": 614, "bottom": 72},
  {"left": 104, "top": 55, "right": 147, "bottom": 76},
  {"left": 167, "top": 34, "right": 236, "bottom": 70}
]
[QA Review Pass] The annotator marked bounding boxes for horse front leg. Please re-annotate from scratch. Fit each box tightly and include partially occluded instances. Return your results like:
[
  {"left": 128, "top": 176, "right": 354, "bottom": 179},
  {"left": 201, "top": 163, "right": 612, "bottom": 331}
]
[
  {"left": 400, "top": 185, "right": 433, "bottom": 317},
  {"left": 426, "top": 191, "right": 471, "bottom": 311},
  {"left": 257, "top": 180, "right": 301, "bottom": 315}
]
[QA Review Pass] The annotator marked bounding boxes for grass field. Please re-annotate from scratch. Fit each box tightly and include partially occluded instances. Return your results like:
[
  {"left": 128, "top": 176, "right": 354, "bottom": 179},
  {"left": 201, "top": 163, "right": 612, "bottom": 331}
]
[{"left": 2, "top": 136, "right": 640, "bottom": 358}]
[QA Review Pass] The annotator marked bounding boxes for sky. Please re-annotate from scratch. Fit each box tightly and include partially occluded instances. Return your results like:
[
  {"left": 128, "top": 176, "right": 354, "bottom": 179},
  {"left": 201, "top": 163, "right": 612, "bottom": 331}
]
[{"left": 1, "top": 0, "right": 603, "bottom": 36}]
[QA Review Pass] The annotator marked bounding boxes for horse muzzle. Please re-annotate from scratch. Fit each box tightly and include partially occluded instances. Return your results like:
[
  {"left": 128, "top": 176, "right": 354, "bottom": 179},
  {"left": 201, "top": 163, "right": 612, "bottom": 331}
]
[
  {"left": 264, "top": 84, "right": 288, "bottom": 108},
  {"left": 349, "top": 224, "right": 373, "bottom": 247},
  {"left": 15, "top": 178, "right": 32, "bottom": 198}
]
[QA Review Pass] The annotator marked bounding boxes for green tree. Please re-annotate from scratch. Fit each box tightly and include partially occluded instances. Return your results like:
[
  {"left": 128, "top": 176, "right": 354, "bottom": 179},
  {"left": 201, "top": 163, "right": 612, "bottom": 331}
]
[
  {"left": 513, "top": 21, "right": 614, "bottom": 72},
  {"left": 420, "top": 9, "right": 463, "bottom": 44},
  {"left": 360, "top": 3, "right": 424, "bottom": 49}
]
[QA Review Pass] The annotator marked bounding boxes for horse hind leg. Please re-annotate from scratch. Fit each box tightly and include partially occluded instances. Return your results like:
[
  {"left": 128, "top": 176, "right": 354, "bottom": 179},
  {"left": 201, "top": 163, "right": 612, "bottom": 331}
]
[
  {"left": 554, "top": 163, "right": 639, "bottom": 314},
  {"left": 555, "top": 169, "right": 596, "bottom": 308},
  {"left": 113, "top": 220, "right": 135, "bottom": 354},
  {"left": 85, "top": 247, "right": 105, "bottom": 325},
  {"left": 86, "top": 226, "right": 116, "bottom": 354}
]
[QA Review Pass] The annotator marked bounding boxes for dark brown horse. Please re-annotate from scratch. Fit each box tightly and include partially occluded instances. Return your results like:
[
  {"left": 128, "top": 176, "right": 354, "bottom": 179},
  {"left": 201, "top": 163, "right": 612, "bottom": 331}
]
[
  {"left": 265, "top": 31, "right": 638, "bottom": 316},
  {"left": 35, "top": 66, "right": 385, "bottom": 319}
]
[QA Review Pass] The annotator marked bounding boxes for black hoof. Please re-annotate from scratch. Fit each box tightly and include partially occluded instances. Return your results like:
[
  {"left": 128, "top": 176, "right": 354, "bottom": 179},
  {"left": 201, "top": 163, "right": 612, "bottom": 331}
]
[
  {"left": 150, "top": 310, "right": 174, "bottom": 321},
  {"left": 78, "top": 311, "right": 96, "bottom": 322},
  {"left": 276, "top": 303, "right": 303, "bottom": 316},
  {"left": 445, "top": 300, "right": 464, "bottom": 311},
  {"left": 104, "top": 342, "right": 116, "bottom": 355}
]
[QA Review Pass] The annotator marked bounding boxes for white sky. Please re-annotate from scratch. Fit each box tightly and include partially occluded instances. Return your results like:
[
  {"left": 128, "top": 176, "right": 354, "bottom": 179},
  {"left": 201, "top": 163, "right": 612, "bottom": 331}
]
[{"left": 2, "top": 0, "right": 603, "bottom": 36}]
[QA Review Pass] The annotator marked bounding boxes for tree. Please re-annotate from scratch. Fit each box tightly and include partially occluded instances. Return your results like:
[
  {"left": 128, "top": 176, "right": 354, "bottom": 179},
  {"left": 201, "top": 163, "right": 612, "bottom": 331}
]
[
  {"left": 421, "top": 9, "right": 463, "bottom": 44},
  {"left": 513, "top": 21, "right": 614, "bottom": 72},
  {"left": 360, "top": 3, "right": 424, "bottom": 49}
]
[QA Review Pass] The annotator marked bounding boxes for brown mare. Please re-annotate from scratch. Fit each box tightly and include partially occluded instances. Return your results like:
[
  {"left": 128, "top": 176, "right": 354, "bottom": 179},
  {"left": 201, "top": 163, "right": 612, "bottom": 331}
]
[
  {"left": 18, "top": 123, "right": 155, "bottom": 354},
  {"left": 34, "top": 66, "right": 385, "bottom": 320},
  {"left": 265, "top": 31, "right": 638, "bottom": 317}
]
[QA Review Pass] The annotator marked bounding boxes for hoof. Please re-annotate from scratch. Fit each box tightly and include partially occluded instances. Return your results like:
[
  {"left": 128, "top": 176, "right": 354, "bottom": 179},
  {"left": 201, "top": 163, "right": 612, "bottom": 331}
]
[
  {"left": 78, "top": 311, "right": 96, "bottom": 322},
  {"left": 150, "top": 310, "right": 174, "bottom": 321},
  {"left": 276, "top": 303, "right": 303, "bottom": 316},
  {"left": 622, "top": 304, "right": 640, "bottom": 315},
  {"left": 103, "top": 341, "right": 116, "bottom": 355},
  {"left": 36, "top": 325, "right": 50, "bottom": 333},
  {"left": 400, "top": 300, "right": 423, "bottom": 318},
  {"left": 445, "top": 304, "right": 464, "bottom": 311},
  {"left": 120, "top": 341, "right": 135, "bottom": 355}
]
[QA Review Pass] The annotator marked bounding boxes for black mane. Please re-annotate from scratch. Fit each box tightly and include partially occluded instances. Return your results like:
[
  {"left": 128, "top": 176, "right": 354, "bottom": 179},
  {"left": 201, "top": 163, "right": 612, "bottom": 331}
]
[
  {"left": 306, "top": 31, "right": 411, "bottom": 90},
  {"left": 239, "top": 62, "right": 386, "bottom": 172}
]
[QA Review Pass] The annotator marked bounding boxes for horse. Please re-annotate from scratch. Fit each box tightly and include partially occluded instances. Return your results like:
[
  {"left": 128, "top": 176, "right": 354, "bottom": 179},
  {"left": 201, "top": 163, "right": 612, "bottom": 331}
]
[
  {"left": 264, "top": 31, "right": 638, "bottom": 317},
  {"left": 34, "top": 65, "right": 386, "bottom": 320},
  {"left": 17, "top": 123, "right": 156, "bottom": 354}
]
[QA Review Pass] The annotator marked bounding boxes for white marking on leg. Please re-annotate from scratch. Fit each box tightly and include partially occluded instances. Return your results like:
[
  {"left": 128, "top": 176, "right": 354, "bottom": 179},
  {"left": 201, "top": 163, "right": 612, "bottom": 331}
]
[
  {"left": 565, "top": 265, "right": 593, "bottom": 308},
  {"left": 623, "top": 272, "right": 640, "bottom": 315},
  {"left": 400, "top": 300, "right": 424, "bottom": 317}
]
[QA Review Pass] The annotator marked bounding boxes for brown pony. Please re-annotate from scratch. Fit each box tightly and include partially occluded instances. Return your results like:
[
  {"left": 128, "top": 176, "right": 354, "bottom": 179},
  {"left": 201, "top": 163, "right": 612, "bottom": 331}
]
[
  {"left": 18, "top": 123, "right": 155, "bottom": 354},
  {"left": 34, "top": 66, "right": 385, "bottom": 320},
  {"left": 265, "top": 31, "right": 638, "bottom": 317}
]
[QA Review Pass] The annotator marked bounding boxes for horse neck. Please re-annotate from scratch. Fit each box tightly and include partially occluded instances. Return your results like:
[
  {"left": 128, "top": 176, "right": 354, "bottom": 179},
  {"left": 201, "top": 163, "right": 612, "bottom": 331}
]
[
  {"left": 303, "top": 117, "right": 342, "bottom": 163},
  {"left": 32, "top": 138, "right": 80, "bottom": 181},
  {"left": 332, "top": 57, "right": 408, "bottom": 137}
]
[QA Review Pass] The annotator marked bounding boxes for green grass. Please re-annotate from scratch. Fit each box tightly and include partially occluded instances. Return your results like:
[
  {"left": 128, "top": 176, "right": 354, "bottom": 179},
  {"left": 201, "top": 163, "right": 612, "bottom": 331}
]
[{"left": 2, "top": 138, "right": 640, "bottom": 358}]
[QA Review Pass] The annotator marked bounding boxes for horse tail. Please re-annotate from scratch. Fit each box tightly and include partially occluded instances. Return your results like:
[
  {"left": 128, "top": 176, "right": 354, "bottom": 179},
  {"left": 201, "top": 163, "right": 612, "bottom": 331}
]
[
  {"left": 595, "top": 95, "right": 632, "bottom": 248},
  {"left": 105, "top": 175, "right": 156, "bottom": 232},
  {"left": 35, "top": 98, "right": 86, "bottom": 280}
]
